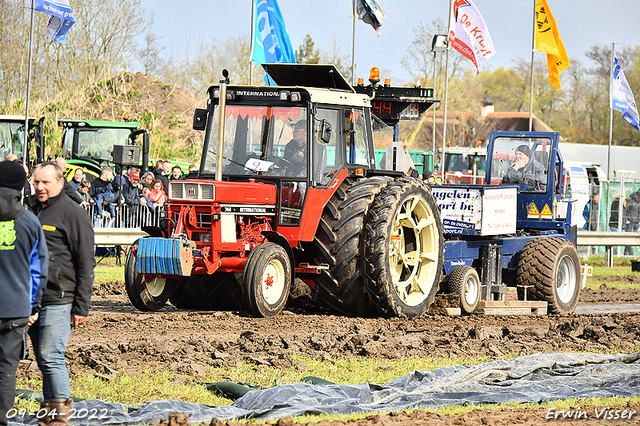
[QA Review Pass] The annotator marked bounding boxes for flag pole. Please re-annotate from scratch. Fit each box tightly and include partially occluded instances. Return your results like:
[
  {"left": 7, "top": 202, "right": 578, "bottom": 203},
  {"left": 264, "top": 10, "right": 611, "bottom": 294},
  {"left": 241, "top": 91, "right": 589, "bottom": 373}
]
[
  {"left": 351, "top": 1, "right": 356, "bottom": 85},
  {"left": 528, "top": 0, "right": 536, "bottom": 132},
  {"left": 249, "top": 0, "right": 255, "bottom": 85},
  {"left": 432, "top": 50, "right": 437, "bottom": 154},
  {"left": 24, "top": 0, "right": 35, "bottom": 166},
  {"left": 441, "top": 0, "right": 453, "bottom": 174},
  {"left": 607, "top": 43, "right": 615, "bottom": 183}
]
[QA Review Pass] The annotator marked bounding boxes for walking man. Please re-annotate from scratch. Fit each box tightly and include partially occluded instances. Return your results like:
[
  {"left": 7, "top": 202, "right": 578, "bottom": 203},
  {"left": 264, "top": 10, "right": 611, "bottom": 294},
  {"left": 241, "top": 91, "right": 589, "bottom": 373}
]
[
  {"left": 29, "top": 162, "right": 95, "bottom": 425},
  {"left": 0, "top": 161, "right": 48, "bottom": 426}
]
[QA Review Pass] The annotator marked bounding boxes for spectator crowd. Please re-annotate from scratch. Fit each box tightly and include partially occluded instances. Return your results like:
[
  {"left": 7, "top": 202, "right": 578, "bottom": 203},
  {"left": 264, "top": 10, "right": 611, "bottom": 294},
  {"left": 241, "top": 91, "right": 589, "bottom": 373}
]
[{"left": 5, "top": 156, "right": 199, "bottom": 228}]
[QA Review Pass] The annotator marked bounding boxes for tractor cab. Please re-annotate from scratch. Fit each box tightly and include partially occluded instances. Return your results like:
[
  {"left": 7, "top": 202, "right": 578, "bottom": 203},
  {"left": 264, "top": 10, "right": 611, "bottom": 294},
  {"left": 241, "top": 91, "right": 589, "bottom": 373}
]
[
  {"left": 194, "top": 66, "right": 378, "bottom": 227},
  {"left": 486, "top": 131, "right": 574, "bottom": 235},
  {"left": 59, "top": 119, "right": 150, "bottom": 180},
  {"left": 0, "top": 115, "right": 44, "bottom": 164}
]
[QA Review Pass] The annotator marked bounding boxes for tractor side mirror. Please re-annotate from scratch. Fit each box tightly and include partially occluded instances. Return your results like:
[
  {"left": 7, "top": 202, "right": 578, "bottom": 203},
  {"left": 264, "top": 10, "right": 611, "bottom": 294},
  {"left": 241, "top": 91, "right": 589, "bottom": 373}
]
[
  {"left": 193, "top": 108, "right": 209, "bottom": 131},
  {"left": 319, "top": 119, "right": 332, "bottom": 144}
]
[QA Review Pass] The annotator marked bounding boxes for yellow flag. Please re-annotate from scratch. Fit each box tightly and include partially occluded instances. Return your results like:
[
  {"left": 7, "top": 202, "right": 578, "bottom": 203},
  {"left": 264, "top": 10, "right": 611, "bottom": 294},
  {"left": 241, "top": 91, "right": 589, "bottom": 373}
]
[{"left": 535, "top": 0, "right": 570, "bottom": 89}]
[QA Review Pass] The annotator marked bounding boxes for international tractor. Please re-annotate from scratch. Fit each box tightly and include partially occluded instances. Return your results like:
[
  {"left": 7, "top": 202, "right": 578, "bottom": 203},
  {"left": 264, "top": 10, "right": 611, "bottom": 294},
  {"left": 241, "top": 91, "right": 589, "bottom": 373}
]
[
  {"left": 126, "top": 64, "right": 581, "bottom": 318},
  {"left": 126, "top": 65, "right": 443, "bottom": 318}
]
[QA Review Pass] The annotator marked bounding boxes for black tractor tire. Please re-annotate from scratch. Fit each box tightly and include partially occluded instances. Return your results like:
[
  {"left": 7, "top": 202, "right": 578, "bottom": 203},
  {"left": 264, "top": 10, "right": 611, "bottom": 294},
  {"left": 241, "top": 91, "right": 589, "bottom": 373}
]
[
  {"left": 125, "top": 244, "right": 174, "bottom": 311},
  {"left": 364, "top": 177, "right": 444, "bottom": 317},
  {"left": 312, "top": 177, "right": 390, "bottom": 316},
  {"left": 243, "top": 242, "right": 291, "bottom": 318},
  {"left": 516, "top": 237, "right": 581, "bottom": 315},
  {"left": 169, "top": 273, "right": 244, "bottom": 310},
  {"left": 447, "top": 265, "right": 480, "bottom": 315}
]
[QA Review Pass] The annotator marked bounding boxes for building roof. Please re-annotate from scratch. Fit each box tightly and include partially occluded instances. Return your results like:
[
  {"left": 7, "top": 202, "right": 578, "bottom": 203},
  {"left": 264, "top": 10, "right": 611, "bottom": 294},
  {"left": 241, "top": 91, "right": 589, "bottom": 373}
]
[{"left": 409, "top": 110, "right": 560, "bottom": 150}]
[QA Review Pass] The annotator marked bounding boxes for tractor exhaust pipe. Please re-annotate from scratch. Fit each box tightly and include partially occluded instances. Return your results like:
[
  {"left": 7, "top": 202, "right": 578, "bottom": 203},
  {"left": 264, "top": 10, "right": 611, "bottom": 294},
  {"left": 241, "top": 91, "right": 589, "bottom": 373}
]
[{"left": 215, "top": 69, "right": 230, "bottom": 181}]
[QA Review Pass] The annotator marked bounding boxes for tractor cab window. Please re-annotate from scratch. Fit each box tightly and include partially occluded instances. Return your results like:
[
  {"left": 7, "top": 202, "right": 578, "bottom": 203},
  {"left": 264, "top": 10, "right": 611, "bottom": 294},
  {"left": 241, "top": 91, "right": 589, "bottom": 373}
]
[
  {"left": 203, "top": 105, "right": 308, "bottom": 179},
  {"left": 75, "top": 128, "right": 132, "bottom": 161},
  {"left": 345, "top": 108, "right": 368, "bottom": 166},
  {"left": 490, "top": 137, "right": 550, "bottom": 193},
  {"left": 0, "top": 121, "right": 25, "bottom": 160},
  {"left": 312, "top": 108, "right": 341, "bottom": 186}
]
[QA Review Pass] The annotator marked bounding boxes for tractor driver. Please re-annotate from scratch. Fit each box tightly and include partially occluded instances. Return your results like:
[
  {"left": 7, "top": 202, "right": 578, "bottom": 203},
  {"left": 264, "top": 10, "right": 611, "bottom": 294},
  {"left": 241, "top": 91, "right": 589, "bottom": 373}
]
[
  {"left": 283, "top": 120, "right": 307, "bottom": 177},
  {"left": 502, "top": 144, "right": 547, "bottom": 192}
]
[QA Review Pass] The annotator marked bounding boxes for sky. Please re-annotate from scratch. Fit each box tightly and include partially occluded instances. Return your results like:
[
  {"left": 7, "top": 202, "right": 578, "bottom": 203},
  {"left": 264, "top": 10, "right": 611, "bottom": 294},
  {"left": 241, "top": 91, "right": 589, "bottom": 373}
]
[{"left": 138, "top": 0, "right": 640, "bottom": 86}]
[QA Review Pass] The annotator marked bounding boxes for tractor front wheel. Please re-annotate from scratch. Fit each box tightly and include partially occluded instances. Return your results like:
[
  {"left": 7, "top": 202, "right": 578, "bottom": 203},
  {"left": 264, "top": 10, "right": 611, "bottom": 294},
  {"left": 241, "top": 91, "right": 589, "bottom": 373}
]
[
  {"left": 448, "top": 265, "right": 480, "bottom": 315},
  {"left": 243, "top": 243, "right": 291, "bottom": 318},
  {"left": 125, "top": 245, "right": 173, "bottom": 311}
]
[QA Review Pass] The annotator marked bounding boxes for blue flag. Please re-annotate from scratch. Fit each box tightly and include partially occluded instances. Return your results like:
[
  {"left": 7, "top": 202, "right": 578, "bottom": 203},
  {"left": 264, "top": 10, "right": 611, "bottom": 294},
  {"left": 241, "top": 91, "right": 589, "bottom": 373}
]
[
  {"left": 252, "top": 0, "right": 296, "bottom": 85},
  {"left": 611, "top": 54, "right": 640, "bottom": 132},
  {"left": 34, "top": 0, "right": 75, "bottom": 44}
]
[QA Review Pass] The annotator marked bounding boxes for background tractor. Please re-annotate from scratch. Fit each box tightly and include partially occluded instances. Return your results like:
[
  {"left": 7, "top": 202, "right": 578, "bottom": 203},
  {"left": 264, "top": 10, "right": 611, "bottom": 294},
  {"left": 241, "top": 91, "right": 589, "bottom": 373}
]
[
  {"left": 0, "top": 115, "right": 44, "bottom": 164},
  {"left": 59, "top": 119, "right": 150, "bottom": 181}
]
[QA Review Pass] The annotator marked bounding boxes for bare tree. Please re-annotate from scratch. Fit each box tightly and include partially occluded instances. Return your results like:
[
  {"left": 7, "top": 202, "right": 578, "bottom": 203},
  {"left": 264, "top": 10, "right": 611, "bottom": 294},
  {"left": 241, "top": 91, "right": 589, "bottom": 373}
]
[
  {"left": 136, "top": 31, "right": 165, "bottom": 76},
  {"left": 321, "top": 34, "right": 351, "bottom": 81}
]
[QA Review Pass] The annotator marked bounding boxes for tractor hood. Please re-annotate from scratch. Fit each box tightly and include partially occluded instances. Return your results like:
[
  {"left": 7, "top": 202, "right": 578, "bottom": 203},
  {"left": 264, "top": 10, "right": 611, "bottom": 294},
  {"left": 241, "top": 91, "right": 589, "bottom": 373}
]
[{"left": 261, "top": 64, "right": 354, "bottom": 92}]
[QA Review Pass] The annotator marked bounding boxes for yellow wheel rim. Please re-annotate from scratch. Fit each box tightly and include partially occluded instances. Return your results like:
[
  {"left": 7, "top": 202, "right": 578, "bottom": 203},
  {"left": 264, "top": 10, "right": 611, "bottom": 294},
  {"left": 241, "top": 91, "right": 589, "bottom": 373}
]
[{"left": 388, "top": 195, "right": 440, "bottom": 306}]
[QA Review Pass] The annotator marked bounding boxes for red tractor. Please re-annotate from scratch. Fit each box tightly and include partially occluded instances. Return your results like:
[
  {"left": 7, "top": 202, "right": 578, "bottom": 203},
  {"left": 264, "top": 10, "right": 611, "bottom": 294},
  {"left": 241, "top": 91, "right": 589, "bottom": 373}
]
[{"left": 126, "top": 65, "right": 443, "bottom": 318}]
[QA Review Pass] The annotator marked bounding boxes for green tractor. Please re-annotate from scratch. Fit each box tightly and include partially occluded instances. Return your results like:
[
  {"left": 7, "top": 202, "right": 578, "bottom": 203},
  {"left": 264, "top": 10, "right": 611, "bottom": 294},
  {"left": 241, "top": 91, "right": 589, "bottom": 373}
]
[
  {"left": 0, "top": 115, "right": 45, "bottom": 164},
  {"left": 59, "top": 119, "right": 150, "bottom": 181}
]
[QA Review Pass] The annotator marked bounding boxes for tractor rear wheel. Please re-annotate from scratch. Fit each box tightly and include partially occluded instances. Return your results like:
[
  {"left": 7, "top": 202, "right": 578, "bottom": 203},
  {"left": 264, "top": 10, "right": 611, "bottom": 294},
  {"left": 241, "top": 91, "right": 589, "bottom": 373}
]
[
  {"left": 125, "top": 244, "right": 174, "bottom": 311},
  {"left": 312, "top": 177, "right": 390, "bottom": 316},
  {"left": 243, "top": 242, "right": 291, "bottom": 318},
  {"left": 364, "top": 177, "right": 444, "bottom": 317},
  {"left": 447, "top": 265, "right": 480, "bottom": 315},
  {"left": 517, "top": 237, "right": 581, "bottom": 315}
]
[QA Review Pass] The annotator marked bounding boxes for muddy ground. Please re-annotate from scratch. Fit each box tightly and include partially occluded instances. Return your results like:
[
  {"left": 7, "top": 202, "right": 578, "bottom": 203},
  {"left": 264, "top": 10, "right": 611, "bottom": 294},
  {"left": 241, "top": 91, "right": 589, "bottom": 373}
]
[{"left": 17, "top": 277, "right": 640, "bottom": 425}]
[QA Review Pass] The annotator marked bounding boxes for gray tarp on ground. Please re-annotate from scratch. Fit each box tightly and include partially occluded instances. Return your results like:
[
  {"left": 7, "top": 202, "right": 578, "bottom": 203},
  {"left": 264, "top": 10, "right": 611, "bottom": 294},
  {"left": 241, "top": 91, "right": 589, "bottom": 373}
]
[{"left": 10, "top": 351, "right": 640, "bottom": 425}]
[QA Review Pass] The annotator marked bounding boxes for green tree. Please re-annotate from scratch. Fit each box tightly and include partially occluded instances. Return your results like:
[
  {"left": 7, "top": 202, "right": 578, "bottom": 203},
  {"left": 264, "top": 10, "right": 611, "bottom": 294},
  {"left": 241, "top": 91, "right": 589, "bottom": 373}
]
[{"left": 296, "top": 34, "right": 320, "bottom": 64}]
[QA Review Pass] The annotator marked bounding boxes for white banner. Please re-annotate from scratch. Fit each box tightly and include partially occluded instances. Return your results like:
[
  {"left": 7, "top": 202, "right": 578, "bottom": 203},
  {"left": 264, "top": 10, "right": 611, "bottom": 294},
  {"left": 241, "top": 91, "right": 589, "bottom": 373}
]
[
  {"left": 611, "top": 54, "right": 640, "bottom": 132},
  {"left": 448, "top": 0, "right": 496, "bottom": 74}
]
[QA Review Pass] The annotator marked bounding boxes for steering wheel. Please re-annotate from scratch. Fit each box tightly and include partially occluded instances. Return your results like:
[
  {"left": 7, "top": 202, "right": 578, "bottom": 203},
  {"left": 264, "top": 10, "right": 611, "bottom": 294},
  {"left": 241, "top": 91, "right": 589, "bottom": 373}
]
[{"left": 268, "top": 157, "right": 295, "bottom": 176}]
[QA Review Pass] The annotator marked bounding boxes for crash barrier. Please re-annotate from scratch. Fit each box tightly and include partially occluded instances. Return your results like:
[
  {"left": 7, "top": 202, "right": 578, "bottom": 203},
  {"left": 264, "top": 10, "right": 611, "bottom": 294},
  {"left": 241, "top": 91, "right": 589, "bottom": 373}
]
[
  {"left": 94, "top": 228, "right": 148, "bottom": 247},
  {"left": 576, "top": 230, "right": 640, "bottom": 267},
  {"left": 83, "top": 203, "right": 165, "bottom": 229}
]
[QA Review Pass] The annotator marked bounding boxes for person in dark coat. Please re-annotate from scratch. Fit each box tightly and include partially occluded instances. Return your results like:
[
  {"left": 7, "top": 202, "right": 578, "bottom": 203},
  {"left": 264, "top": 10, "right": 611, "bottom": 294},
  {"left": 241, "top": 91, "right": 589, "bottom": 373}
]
[
  {"left": 29, "top": 162, "right": 95, "bottom": 424},
  {"left": 624, "top": 191, "right": 640, "bottom": 256},
  {"left": 0, "top": 161, "right": 48, "bottom": 426},
  {"left": 502, "top": 145, "right": 547, "bottom": 192}
]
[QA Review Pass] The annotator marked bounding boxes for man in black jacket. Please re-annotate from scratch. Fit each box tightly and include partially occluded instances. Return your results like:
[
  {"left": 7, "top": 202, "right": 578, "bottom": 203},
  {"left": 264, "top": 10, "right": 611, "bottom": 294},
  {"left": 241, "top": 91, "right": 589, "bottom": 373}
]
[
  {"left": 0, "top": 161, "right": 48, "bottom": 426},
  {"left": 29, "top": 162, "right": 95, "bottom": 425}
]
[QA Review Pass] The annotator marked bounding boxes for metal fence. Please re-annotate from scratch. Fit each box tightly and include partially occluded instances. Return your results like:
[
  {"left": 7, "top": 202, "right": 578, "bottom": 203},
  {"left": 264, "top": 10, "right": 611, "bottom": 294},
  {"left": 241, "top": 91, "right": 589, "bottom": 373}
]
[{"left": 83, "top": 203, "right": 164, "bottom": 229}]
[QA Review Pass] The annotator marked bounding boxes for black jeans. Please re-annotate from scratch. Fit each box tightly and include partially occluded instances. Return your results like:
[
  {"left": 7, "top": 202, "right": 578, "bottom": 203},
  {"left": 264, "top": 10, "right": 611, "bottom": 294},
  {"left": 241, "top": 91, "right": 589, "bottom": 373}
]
[{"left": 0, "top": 318, "right": 28, "bottom": 426}]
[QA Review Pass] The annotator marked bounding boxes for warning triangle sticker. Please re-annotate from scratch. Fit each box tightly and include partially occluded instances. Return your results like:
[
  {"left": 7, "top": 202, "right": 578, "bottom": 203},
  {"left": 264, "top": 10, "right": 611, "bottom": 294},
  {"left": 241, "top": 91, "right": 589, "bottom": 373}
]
[
  {"left": 540, "top": 204, "right": 553, "bottom": 219},
  {"left": 527, "top": 203, "right": 540, "bottom": 218}
]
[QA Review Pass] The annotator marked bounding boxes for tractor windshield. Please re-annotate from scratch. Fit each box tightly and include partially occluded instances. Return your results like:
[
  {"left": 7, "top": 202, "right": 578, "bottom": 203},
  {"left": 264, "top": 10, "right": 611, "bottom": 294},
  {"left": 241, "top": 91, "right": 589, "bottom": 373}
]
[
  {"left": 64, "top": 127, "right": 133, "bottom": 161},
  {"left": 0, "top": 120, "right": 26, "bottom": 160},
  {"left": 203, "top": 105, "right": 308, "bottom": 178},
  {"left": 489, "top": 136, "right": 551, "bottom": 193}
]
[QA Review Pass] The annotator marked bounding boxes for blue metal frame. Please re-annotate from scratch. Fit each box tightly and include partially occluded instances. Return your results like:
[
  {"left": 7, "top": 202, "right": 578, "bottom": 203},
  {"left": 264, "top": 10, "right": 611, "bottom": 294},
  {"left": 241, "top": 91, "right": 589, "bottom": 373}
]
[
  {"left": 485, "top": 131, "right": 573, "bottom": 234},
  {"left": 441, "top": 131, "right": 576, "bottom": 278}
]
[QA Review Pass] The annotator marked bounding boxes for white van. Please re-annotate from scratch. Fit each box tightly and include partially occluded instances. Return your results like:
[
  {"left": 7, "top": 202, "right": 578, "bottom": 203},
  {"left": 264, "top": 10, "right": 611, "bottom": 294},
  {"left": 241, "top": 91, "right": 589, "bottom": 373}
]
[{"left": 563, "top": 162, "right": 605, "bottom": 229}]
